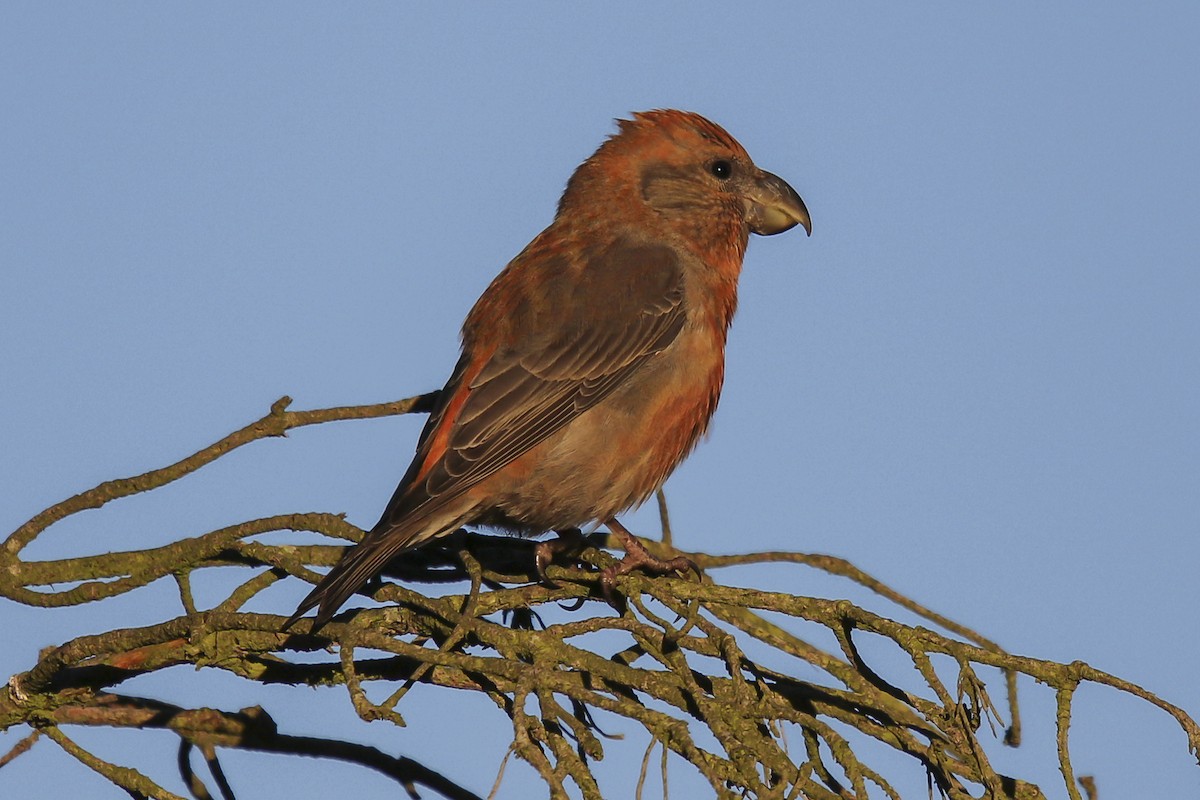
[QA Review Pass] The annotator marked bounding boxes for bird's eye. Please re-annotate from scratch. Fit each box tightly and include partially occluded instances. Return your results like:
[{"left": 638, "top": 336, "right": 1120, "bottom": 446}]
[{"left": 709, "top": 160, "right": 733, "bottom": 180}]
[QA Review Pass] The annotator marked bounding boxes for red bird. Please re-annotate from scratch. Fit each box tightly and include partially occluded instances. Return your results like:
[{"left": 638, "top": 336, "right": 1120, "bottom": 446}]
[{"left": 287, "top": 110, "right": 809, "bottom": 630}]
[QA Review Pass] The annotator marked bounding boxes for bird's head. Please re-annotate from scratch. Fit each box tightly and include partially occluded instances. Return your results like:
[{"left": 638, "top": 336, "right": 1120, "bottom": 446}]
[{"left": 559, "top": 110, "right": 811, "bottom": 246}]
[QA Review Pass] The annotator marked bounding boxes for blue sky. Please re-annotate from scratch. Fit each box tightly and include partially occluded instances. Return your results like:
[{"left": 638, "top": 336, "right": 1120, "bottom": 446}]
[{"left": 3, "top": 4, "right": 1198, "bottom": 797}]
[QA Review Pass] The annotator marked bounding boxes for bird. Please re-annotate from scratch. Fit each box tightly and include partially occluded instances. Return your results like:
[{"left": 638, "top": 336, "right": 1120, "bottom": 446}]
[{"left": 285, "top": 110, "right": 810, "bottom": 631}]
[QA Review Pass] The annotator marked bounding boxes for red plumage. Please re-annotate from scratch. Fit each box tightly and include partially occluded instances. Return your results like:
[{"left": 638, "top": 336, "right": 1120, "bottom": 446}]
[{"left": 286, "top": 110, "right": 810, "bottom": 630}]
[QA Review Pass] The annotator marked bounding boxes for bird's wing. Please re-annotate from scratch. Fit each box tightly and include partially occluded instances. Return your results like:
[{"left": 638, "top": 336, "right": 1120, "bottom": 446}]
[{"left": 376, "top": 238, "right": 687, "bottom": 534}]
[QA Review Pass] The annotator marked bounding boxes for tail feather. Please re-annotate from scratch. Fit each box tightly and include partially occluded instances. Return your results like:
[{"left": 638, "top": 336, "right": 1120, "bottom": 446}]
[{"left": 282, "top": 507, "right": 465, "bottom": 632}]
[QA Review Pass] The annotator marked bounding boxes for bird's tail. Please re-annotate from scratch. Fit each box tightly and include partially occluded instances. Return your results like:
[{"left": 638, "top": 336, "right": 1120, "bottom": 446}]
[{"left": 282, "top": 507, "right": 463, "bottom": 632}]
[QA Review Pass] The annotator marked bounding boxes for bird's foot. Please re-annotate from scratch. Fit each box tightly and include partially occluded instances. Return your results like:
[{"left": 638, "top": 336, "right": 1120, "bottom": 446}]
[
  {"left": 599, "top": 519, "right": 700, "bottom": 605},
  {"left": 534, "top": 528, "right": 587, "bottom": 587}
]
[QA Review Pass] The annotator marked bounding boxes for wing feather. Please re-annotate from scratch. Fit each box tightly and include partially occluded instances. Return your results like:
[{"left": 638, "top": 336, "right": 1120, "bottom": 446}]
[{"left": 378, "top": 238, "right": 686, "bottom": 531}]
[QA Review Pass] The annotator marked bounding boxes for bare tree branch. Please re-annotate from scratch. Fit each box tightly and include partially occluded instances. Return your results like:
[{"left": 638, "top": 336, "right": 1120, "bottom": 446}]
[{"left": 3, "top": 397, "right": 1196, "bottom": 798}]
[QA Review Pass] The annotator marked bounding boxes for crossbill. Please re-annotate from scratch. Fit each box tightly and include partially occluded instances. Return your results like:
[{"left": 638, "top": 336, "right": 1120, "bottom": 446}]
[{"left": 286, "top": 110, "right": 809, "bottom": 630}]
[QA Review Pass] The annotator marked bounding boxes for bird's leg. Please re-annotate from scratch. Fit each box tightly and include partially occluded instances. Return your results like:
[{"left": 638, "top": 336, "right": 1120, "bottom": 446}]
[
  {"left": 600, "top": 518, "right": 700, "bottom": 602},
  {"left": 534, "top": 527, "right": 587, "bottom": 587}
]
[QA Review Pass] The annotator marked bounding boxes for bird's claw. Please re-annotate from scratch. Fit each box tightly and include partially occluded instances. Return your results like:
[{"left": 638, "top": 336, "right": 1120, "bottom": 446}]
[
  {"left": 534, "top": 528, "right": 587, "bottom": 588},
  {"left": 534, "top": 542, "right": 558, "bottom": 588},
  {"left": 598, "top": 550, "right": 701, "bottom": 607}
]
